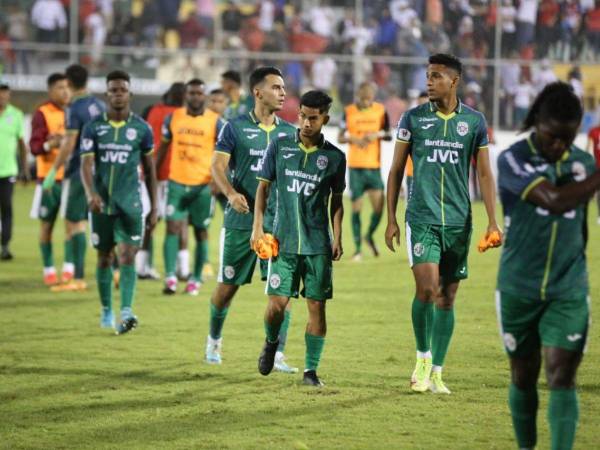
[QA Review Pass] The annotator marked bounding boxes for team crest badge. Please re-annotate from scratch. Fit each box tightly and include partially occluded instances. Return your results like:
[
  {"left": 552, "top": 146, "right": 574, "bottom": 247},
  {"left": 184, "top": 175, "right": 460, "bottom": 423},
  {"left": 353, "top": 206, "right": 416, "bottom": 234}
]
[
  {"left": 166, "top": 204, "right": 175, "bottom": 216},
  {"left": 316, "top": 155, "right": 328, "bottom": 170},
  {"left": 503, "top": 333, "right": 517, "bottom": 352},
  {"left": 456, "top": 121, "right": 469, "bottom": 136},
  {"left": 126, "top": 128, "right": 137, "bottom": 141},
  {"left": 413, "top": 242, "right": 424, "bottom": 257},
  {"left": 224, "top": 266, "right": 235, "bottom": 279},
  {"left": 397, "top": 128, "right": 411, "bottom": 141},
  {"left": 571, "top": 161, "right": 586, "bottom": 182},
  {"left": 269, "top": 273, "right": 281, "bottom": 289},
  {"left": 91, "top": 233, "right": 100, "bottom": 246},
  {"left": 82, "top": 138, "right": 94, "bottom": 151}
]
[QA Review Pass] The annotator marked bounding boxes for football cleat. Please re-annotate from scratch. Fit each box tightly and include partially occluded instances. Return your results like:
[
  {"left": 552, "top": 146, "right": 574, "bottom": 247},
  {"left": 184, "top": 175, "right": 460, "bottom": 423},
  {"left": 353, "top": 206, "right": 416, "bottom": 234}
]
[
  {"left": 0, "top": 247, "right": 13, "bottom": 260},
  {"left": 205, "top": 335, "right": 222, "bottom": 364},
  {"left": 351, "top": 252, "right": 362, "bottom": 262},
  {"left": 61, "top": 270, "right": 74, "bottom": 284},
  {"left": 163, "top": 277, "right": 177, "bottom": 295},
  {"left": 43, "top": 271, "right": 59, "bottom": 286},
  {"left": 429, "top": 371, "right": 451, "bottom": 394},
  {"left": 410, "top": 357, "right": 432, "bottom": 393},
  {"left": 184, "top": 280, "right": 201, "bottom": 296},
  {"left": 302, "top": 370, "right": 324, "bottom": 387},
  {"left": 100, "top": 309, "right": 115, "bottom": 329},
  {"left": 364, "top": 235, "right": 380, "bottom": 257},
  {"left": 258, "top": 339, "right": 279, "bottom": 375},
  {"left": 274, "top": 351, "right": 299, "bottom": 374},
  {"left": 115, "top": 315, "right": 138, "bottom": 335}
]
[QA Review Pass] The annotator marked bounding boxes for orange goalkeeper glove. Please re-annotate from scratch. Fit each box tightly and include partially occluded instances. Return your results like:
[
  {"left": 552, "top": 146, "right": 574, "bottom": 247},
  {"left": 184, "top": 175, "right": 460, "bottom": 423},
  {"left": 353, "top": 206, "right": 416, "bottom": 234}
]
[
  {"left": 253, "top": 233, "right": 279, "bottom": 259},
  {"left": 478, "top": 230, "right": 502, "bottom": 253}
]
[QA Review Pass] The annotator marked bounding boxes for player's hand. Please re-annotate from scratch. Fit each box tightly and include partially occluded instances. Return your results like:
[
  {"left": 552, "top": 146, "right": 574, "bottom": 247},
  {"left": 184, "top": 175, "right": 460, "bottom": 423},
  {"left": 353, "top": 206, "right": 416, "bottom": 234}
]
[
  {"left": 145, "top": 209, "right": 158, "bottom": 233},
  {"left": 385, "top": 221, "right": 401, "bottom": 252},
  {"left": 42, "top": 167, "right": 56, "bottom": 191},
  {"left": 250, "top": 226, "right": 265, "bottom": 250},
  {"left": 332, "top": 239, "right": 343, "bottom": 261},
  {"left": 228, "top": 191, "right": 250, "bottom": 214},
  {"left": 45, "top": 134, "right": 62, "bottom": 150},
  {"left": 87, "top": 193, "right": 103, "bottom": 214},
  {"left": 486, "top": 223, "right": 503, "bottom": 246}
]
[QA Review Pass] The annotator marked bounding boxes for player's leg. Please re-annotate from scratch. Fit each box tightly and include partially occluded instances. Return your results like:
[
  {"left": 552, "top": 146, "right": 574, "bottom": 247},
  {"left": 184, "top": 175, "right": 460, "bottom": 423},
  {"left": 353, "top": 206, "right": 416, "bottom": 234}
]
[
  {"left": 258, "top": 295, "right": 290, "bottom": 375},
  {"left": 91, "top": 212, "right": 116, "bottom": 329},
  {"left": 177, "top": 218, "right": 190, "bottom": 281},
  {"left": 186, "top": 184, "right": 212, "bottom": 294},
  {"left": 0, "top": 177, "right": 15, "bottom": 259},
  {"left": 349, "top": 169, "right": 364, "bottom": 260},
  {"left": 136, "top": 180, "right": 155, "bottom": 279},
  {"left": 163, "top": 180, "right": 187, "bottom": 293},
  {"left": 364, "top": 186, "right": 384, "bottom": 257},
  {"left": 66, "top": 183, "right": 88, "bottom": 284},
  {"left": 187, "top": 226, "right": 207, "bottom": 295},
  {"left": 38, "top": 184, "right": 61, "bottom": 285}
]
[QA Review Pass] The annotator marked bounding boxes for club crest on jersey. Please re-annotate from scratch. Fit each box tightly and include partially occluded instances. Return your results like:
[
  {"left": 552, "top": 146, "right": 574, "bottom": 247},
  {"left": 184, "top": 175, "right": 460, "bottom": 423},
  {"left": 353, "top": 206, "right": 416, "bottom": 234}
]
[
  {"left": 126, "top": 128, "right": 137, "bottom": 141},
  {"left": 456, "top": 121, "right": 469, "bottom": 136},
  {"left": 571, "top": 161, "right": 586, "bottom": 182},
  {"left": 503, "top": 333, "right": 517, "bottom": 352},
  {"left": 413, "top": 242, "right": 424, "bottom": 257},
  {"left": 316, "top": 155, "right": 328, "bottom": 170},
  {"left": 224, "top": 265, "right": 235, "bottom": 279},
  {"left": 269, "top": 273, "right": 281, "bottom": 289},
  {"left": 82, "top": 138, "right": 94, "bottom": 151},
  {"left": 91, "top": 233, "right": 100, "bottom": 246},
  {"left": 397, "top": 128, "right": 411, "bottom": 141}
]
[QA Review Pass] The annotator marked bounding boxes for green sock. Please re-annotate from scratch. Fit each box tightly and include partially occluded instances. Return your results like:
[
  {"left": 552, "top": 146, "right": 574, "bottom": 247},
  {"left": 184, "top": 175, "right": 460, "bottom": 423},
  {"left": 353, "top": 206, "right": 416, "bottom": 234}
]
[
  {"left": 366, "top": 211, "right": 382, "bottom": 238},
  {"left": 193, "top": 238, "right": 208, "bottom": 282},
  {"left": 432, "top": 305, "right": 455, "bottom": 367},
  {"left": 548, "top": 388, "right": 578, "bottom": 450},
  {"left": 163, "top": 233, "right": 178, "bottom": 277},
  {"left": 96, "top": 266, "right": 113, "bottom": 311},
  {"left": 264, "top": 320, "right": 281, "bottom": 344},
  {"left": 71, "top": 232, "right": 87, "bottom": 279},
  {"left": 209, "top": 303, "right": 229, "bottom": 340},
  {"left": 351, "top": 211, "right": 361, "bottom": 253},
  {"left": 64, "top": 238, "right": 73, "bottom": 265},
  {"left": 148, "top": 236, "right": 154, "bottom": 267},
  {"left": 119, "top": 264, "right": 136, "bottom": 311},
  {"left": 277, "top": 310, "right": 292, "bottom": 352},
  {"left": 426, "top": 303, "right": 434, "bottom": 350},
  {"left": 509, "top": 383, "right": 538, "bottom": 449},
  {"left": 305, "top": 333, "right": 325, "bottom": 371},
  {"left": 40, "top": 242, "right": 53, "bottom": 268},
  {"left": 411, "top": 298, "right": 433, "bottom": 353}
]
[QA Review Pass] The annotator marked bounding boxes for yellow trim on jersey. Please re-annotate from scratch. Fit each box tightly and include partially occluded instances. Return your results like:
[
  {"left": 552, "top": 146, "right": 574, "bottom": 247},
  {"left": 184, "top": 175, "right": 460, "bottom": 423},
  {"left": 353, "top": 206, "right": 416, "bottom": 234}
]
[
  {"left": 256, "top": 177, "right": 271, "bottom": 183},
  {"left": 540, "top": 221, "right": 558, "bottom": 301},
  {"left": 299, "top": 143, "right": 319, "bottom": 154},
  {"left": 258, "top": 123, "right": 276, "bottom": 133},
  {"left": 108, "top": 120, "right": 126, "bottom": 128},
  {"left": 66, "top": 129, "right": 79, "bottom": 134},
  {"left": 478, "top": 145, "right": 489, "bottom": 150},
  {"left": 520, "top": 176, "right": 546, "bottom": 200},
  {"left": 396, "top": 139, "right": 410, "bottom": 144},
  {"left": 435, "top": 111, "right": 456, "bottom": 121},
  {"left": 215, "top": 150, "right": 231, "bottom": 156},
  {"left": 81, "top": 152, "right": 94, "bottom": 157},
  {"left": 526, "top": 136, "right": 537, "bottom": 154},
  {"left": 161, "top": 137, "right": 171, "bottom": 143}
]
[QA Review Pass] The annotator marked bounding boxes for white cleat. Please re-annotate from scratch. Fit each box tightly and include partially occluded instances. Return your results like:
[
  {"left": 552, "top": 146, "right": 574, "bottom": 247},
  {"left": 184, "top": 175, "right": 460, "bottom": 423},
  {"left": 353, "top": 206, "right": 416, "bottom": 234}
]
[
  {"left": 273, "top": 351, "right": 299, "bottom": 373},
  {"left": 205, "top": 335, "right": 222, "bottom": 365},
  {"left": 429, "top": 371, "right": 451, "bottom": 394}
]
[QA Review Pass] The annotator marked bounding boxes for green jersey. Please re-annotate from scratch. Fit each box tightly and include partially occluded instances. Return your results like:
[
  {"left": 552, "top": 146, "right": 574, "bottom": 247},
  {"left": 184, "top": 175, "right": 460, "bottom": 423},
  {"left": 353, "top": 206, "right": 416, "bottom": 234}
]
[
  {"left": 0, "top": 104, "right": 25, "bottom": 178},
  {"left": 396, "top": 101, "right": 489, "bottom": 226},
  {"left": 497, "top": 135, "right": 596, "bottom": 300},
  {"left": 80, "top": 112, "right": 154, "bottom": 215},
  {"left": 258, "top": 132, "right": 346, "bottom": 255},
  {"left": 216, "top": 111, "right": 296, "bottom": 230}
]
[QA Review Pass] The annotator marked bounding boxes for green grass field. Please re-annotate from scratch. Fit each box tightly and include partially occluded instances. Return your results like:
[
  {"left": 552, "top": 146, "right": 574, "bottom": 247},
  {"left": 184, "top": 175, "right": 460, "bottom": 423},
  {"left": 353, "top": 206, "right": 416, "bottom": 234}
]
[{"left": 1, "top": 184, "right": 599, "bottom": 450}]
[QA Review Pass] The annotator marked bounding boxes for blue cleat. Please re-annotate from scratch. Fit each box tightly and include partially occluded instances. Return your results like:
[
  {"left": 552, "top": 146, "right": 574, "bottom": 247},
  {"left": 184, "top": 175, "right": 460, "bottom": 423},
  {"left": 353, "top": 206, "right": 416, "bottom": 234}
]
[
  {"left": 204, "top": 335, "right": 222, "bottom": 364},
  {"left": 100, "top": 309, "right": 115, "bottom": 329},
  {"left": 116, "top": 311, "right": 138, "bottom": 335}
]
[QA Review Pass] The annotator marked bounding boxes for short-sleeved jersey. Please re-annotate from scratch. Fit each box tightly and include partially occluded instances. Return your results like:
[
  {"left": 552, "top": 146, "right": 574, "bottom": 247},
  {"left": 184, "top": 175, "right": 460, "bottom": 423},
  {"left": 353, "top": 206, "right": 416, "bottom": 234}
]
[
  {"left": 162, "top": 107, "right": 223, "bottom": 186},
  {"left": 497, "top": 135, "right": 596, "bottom": 300},
  {"left": 80, "top": 112, "right": 154, "bottom": 215},
  {"left": 587, "top": 126, "right": 600, "bottom": 168},
  {"left": 341, "top": 102, "right": 389, "bottom": 169},
  {"left": 396, "top": 101, "right": 489, "bottom": 226},
  {"left": 65, "top": 94, "right": 106, "bottom": 178},
  {"left": 0, "top": 104, "right": 25, "bottom": 178},
  {"left": 216, "top": 111, "right": 296, "bottom": 230},
  {"left": 258, "top": 132, "right": 346, "bottom": 255}
]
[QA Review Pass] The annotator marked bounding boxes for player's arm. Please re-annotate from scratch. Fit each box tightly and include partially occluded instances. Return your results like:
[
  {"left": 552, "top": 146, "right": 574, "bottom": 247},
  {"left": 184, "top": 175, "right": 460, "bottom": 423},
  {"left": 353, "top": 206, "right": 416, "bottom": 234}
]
[
  {"left": 80, "top": 125, "right": 102, "bottom": 213},
  {"left": 17, "top": 137, "right": 30, "bottom": 182},
  {"left": 155, "top": 114, "right": 172, "bottom": 174},
  {"left": 525, "top": 172, "right": 600, "bottom": 214},
  {"left": 141, "top": 151, "right": 158, "bottom": 232},
  {"left": 29, "top": 110, "right": 53, "bottom": 156},
  {"left": 475, "top": 148, "right": 502, "bottom": 245},
  {"left": 378, "top": 111, "right": 392, "bottom": 141},
  {"left": 251, "top": 140, "right": 277, "bottom": 247},
  {"left": 43, "top": 131, "right": 78, "bottom": 190},
  {"left": 330, "top": 155, "right": 346, "bottom": 261},
  {"left": 385, "top": 140, "right": 410, "bottom": 251}
]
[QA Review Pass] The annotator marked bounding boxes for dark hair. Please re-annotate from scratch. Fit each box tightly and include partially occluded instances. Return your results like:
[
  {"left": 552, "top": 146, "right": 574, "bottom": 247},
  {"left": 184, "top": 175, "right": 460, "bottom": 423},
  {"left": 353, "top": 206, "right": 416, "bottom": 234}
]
[
  {"left": 210, "top": 88, "right": 225, "bottom": 95},
  {"left": 521, "top": 81, "right": 583, "bottom": 131},
  {"left": 221, "top": 70, "right": 241, "bottom": 85},
  {"left": 65, "top": 64, "right": 88, "bottom": 89},
  {"left": 428, "top": 53, "right": 462, "bottom": 76},
  {"left": 186, "top": 78, "right": 205, "bottom": 88},
  {"left": 300, "top": 90, "right": 333, "bottom": 114},
  {"left": 106, "top": 70, "right": 130, "bottom": 84},
  {"left": 418, "top": 91, "right": 428, "bottom": 98},
  {"left": 47, "top": 73, "right": 67, "bottom": 87},
  {"left": 0, "top": 82, "right": 9, "bottom": 91},
  {"left": 249, "top": 66, "right": 283, "bottom": 92},
  {"left": 163, "top": 82, "right": 185, "bottom": 106}
]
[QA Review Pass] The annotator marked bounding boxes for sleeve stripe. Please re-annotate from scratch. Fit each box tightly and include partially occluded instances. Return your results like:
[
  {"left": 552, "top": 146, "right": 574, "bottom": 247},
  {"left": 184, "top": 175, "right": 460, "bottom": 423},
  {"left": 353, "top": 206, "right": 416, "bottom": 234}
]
[
  {"left": 215, "top": 150, "right": 231, "bottom": 156},
  {"left": 396, "top": 139, "right": 410, "bottom": 143},
  {"left": 478, "top": 145, "right": 489, "bottom": 150},
  {"left": 81, "top": 152, "right": 94, "bottom": 157},
  {"left": 521, "top": 176, "right": 546, "bottom": 200},
  {"left": 256, "top": 177, "right": 271, "bottom": 183}
]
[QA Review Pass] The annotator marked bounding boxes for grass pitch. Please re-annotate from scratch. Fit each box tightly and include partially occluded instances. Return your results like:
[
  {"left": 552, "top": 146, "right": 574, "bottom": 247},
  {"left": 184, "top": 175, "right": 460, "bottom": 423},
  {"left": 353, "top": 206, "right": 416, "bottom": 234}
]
[{"left": 1, "top": 184, "right": 599, "bottom": 449}]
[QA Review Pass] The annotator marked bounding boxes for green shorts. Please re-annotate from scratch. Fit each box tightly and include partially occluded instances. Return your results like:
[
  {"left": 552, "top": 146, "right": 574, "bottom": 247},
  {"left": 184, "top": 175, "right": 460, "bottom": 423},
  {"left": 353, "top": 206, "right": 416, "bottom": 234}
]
[
  {"left": 63, "top": 176, "right": 88, "bottom": 222},
  {"left": 90, "top": 210, "right": 144, "bottom": 251},
  {"left": 217, "top": 228, "right": 268, "bottom": 285},
  {"left": 405, "top": 221, "right": 472, "bottom": 281},
  {"left": 266, "top": 252, "right": 333, "bottom": 301},
  {"left": 496, "top": 290, "right": 590, "bottom": 357},
  {"left": 30, "top": 183, "right": 62, "bottom": 223},
  {"left": 349, "top": 168, "right": 384, "bottom": 201},
  {"left": 166, "top": 180, "right": 214, "bottom": 229}
]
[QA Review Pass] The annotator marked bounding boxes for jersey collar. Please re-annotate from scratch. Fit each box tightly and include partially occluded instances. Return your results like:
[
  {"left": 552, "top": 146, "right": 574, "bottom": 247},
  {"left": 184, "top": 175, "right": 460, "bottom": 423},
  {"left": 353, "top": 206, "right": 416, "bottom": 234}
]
[
  {"left": 295, "top": 130, "right": 325, "bottom": 153},
  {"left": 527, "top": 133, "right": 572, "bottom": 161},
  {"left": 429, "top": 98, "right": 462, "bottom": 120},
  {"left": 248, "top": 110, "right": 280, "bottom": 129},
  {"left": 104, "top": 111, "right": 133, "bottom": 128}
]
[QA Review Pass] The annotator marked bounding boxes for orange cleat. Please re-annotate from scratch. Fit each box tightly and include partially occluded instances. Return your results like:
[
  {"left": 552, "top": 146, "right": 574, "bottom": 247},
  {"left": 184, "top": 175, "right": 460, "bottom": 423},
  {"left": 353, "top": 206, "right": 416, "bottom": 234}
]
[
  {"left": 44, "top": 272, "right": 59, "bottom": 286},
  {"left": 61, "top": 271, "right": 74, "bottom": 284},
  {"left": 478, "top": 231, "right": 502, "bottom": 253}
]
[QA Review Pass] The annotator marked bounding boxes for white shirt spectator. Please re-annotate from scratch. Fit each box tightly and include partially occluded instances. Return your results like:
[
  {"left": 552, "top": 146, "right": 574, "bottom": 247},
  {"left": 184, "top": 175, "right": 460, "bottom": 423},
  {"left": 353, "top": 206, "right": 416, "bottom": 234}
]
[
  {"left": 258, "top": 0, "right": 275, "bottom": 32},
  {"left": 569, "top": 77, "right": 584, "bottom": 100},
  {"left": 517, "top": 0, "right": 537, "bottom": 24},
  {"left": 500, "top": 3, "right": 517, "bottom": 33},
  {"left": 308, "top": 7, "right": 335, "bottom": 37},
  {"left": 311, "top": 57, "right": 337, "bottom": 91},
  {"left": 85, "top": 11, "right": 107, "bottom": 63},
  {"left": 501, "top": 61, "right": 520, "bottom": 96},
  {"left": 514, "top": 82, "right": 535, "bottom": 109},
  {"left": 390, "top": 0, "right": 418, "bottom": 28},
  {"left": 31, "top": 0, "right": 67, "bottom": 31},
  {"left": 533, "top": 65, "right": 558, "bottom": 93}
]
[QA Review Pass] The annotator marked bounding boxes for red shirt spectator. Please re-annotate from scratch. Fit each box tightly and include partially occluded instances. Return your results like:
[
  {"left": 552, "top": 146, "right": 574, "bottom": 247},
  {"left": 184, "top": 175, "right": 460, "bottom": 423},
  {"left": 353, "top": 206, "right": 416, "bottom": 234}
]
[
  {"left": 585, "top": 6, "right": 600, "bottom": 32},
  {"left": 538, "top": 0, "right": 560, "bottom": 27},
  {"left": 588, "top": 125, "right": 600, "bottom": 168}
]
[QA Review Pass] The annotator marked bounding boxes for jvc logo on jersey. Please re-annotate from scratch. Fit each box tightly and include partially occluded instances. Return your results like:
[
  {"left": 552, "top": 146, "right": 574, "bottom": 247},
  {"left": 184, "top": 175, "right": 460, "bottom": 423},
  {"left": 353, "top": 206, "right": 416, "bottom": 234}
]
[
  {"left": 100, "top": 151, "right": 129, "bottom": 164},
  {"left": 287, "top": 179, "right": 315, "bottom": 196},
  {"left": 250, "top": 159, "right": 263, "bottom": 172},
  {"left": 427, "top": 149, "right": 459, "bottom": 164}
]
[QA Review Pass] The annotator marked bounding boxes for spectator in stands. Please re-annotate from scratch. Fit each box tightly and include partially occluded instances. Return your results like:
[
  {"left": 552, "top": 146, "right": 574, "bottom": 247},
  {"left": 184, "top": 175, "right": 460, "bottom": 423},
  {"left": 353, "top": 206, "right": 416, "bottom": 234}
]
[
  {"left": 84, "top": 7, "right": 107, "bottom": 71},
  {"left": 537, "top": 0, "right": 560, "bottom": 58},
  {"left": 514, "top": 71, "right": 535, "bottom": 126},
  {"left": 222, "top": 1, "right": 243, "bottom": 33},
  {"left": 516, "top": 0, "right": 537, "bottom": 52},
  {"left": 258, "top": 0, "right": 275, "bottom": 33},
  {"left": 311, "top": 56, "right": 337, "bottom": 94},
  {"left": 374, "top": 7, "right": 397, "bottom": 53},
  {"left": 533, "top": 59, "right": 558, "bottom": 93},
  {"left": 6, "top": 5, "right": 30, "bottom": 74},
  {"left": 500, "top": 0, "right": 517, "bottom": 57},
  {"left": 585, "top": 1, "right": 600, "bottom": 56},
  {"left": 30, "top": 0, "right": 67, "bottom": 44},
  {"left": 390, "top": 0, "right": 418, "bottom": 29}
]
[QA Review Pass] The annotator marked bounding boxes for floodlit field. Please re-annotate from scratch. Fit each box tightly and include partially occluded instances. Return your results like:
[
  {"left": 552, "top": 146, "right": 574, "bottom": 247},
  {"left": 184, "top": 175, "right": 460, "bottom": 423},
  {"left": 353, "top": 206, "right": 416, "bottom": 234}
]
[{"left": 1, "top": 184, "right": 599, "bottom": 449}]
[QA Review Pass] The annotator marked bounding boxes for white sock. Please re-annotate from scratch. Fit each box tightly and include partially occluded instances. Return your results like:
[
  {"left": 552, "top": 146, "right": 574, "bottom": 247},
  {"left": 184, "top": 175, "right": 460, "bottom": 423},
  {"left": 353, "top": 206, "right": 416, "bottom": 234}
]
[
  {"left": 135, "top": 250, "right": 148, "bottom": 274},
  {"left": 432, "top": 365, "right": 443, "bottom": 373},
  {"left": 178, "top": 249, "right": 190, "bottom": 277},
  {"left": 62, "top": 262, "right": 74, "bottom": 274},
  {"left": 43, "top": 266, "right": 56, "bottom": 276},
  {"left": 417, "top": 351, "right": 432, "bottom": 359}
]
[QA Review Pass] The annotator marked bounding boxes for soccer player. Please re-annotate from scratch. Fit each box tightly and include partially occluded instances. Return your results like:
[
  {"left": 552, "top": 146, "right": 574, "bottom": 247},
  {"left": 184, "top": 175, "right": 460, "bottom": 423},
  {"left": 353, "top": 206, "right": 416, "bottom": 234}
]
[
  {"left": 404, "top": 92, "right": 430, "bottom": 200},
  {"left": 221, "top": 70, "right": 254, "bottom": 120},
  {"left": 43, "top": 64, "right": 106, "bottom": 291},
  {"left": 205, "top": 66, "right": 297, "bottom": 372},
  {"left": 29, "top": 73, "right": 71, "bottom": 285},
  {"left": 80, "top": 70, "right": 157, "bottom": 333},
  {"left": 496, "top": 82, "right": 599, "bottom": 450},
  {"left": 0, "top": 82, "right": 28, "bottom": 261},
  {"left": 586, "top": 119, "right": 600, "bottom": 224},
  {"left": 385, "top": 54, "right": 502, "bottom": 394},
  {"left": 207, "top": 87, "right": 230, "bottom": 213},
  {"left": 156, "top": 79, "right": 222, "bottom": 295},
  {"left": 253, "top": 90, "right": 346, "bottom": 387},
  {"left": 338, "top": 81, "right": 391, "bottom": 260}
]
